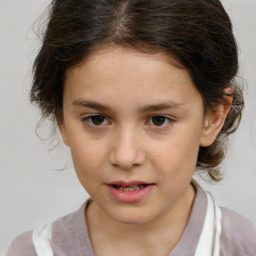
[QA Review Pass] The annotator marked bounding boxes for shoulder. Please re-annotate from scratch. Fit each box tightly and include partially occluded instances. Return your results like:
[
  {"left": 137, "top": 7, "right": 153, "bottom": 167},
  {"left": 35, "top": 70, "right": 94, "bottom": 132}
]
[
  {"left": 220, "top": 207, "right": 256, "bottom": 256},
  {"left": 49, "top": 200, "right": 95, "bottom": 255},
  {"left": 5, "top": 210, "right": 80, "bottom": 256},
  {"left": 5, "top": 201, "right": 93, "bottom": 256},
  {"left": 5, "top": 230, "right": 35, "bottom": 256}
]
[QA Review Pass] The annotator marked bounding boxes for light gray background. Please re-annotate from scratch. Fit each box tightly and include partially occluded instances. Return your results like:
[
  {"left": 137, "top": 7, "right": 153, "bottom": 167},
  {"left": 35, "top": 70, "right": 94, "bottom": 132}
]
[{"left": 0, "top": 0, "right": 256, "bottom": 254}]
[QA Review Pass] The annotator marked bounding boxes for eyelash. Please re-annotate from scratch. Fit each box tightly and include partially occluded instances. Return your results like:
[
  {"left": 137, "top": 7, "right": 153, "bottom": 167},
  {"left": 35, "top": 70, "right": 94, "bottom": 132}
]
[
  {"left": 81, "top": 114, "right": 174, "bottom": 129},
  {"left": 146, "top": 115, "right": 174, "bottom": 128},
  {"left": 81, "top": 114, "right": 111, "bottom": 126}
]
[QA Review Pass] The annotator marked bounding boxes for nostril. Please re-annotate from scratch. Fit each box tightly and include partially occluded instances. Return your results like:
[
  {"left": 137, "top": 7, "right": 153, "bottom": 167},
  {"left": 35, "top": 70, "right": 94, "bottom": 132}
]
[{"left": 109, "top": 138, "right": 146, "bottom": 169}]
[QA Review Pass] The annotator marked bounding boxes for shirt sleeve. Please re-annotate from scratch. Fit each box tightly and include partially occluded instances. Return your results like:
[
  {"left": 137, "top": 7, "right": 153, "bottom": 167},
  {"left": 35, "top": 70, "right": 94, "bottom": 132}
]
[
  {"left": 5, "top": 230, "right": 36, "bottom": 256},
  {"left": 220, "top": 207, "right": 256, "bottom": 256}
]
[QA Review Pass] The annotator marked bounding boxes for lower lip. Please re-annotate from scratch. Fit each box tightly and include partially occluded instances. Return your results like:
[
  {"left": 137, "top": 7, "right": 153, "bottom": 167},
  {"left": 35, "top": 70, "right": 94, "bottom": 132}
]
[{"left": 107, "top": 184, "right": 154, "bottom": 203}]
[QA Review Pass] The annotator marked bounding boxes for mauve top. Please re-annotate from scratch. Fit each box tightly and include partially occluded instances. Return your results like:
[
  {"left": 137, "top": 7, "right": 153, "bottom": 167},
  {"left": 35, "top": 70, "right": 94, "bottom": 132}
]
[{"left": 5, "top": 182, "right": 256, "bottom": 256}]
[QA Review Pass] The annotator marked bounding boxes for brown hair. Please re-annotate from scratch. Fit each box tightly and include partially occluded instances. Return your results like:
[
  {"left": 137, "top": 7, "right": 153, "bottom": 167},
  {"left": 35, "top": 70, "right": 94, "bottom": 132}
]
[{"left": 30, "top": 0, "right": 244, "bottom": 181}]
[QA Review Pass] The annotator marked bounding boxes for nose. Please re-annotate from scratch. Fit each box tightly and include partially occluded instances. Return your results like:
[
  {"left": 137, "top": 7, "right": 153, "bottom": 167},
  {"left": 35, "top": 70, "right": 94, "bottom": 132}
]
[{"left": 109, "top": 126, "right": 146, "bottom": 170}]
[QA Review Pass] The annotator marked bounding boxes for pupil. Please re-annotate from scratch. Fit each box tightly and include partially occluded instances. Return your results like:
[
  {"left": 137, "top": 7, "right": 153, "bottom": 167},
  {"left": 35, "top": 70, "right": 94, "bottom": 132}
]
[
  {"left": 92, "top": 115, "right": 104, "bottom": 125},
  {"left": 152, "top": 116, "right": 165, "bottom": 126}
]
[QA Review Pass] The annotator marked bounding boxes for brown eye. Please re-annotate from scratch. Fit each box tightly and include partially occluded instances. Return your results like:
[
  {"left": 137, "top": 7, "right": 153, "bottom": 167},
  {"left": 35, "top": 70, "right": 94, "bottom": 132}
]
[
  {"left": 152, "top": 116, "right": 166, "bottom": 126},
  {"left": 148, "top": 115, "right": 173, "bottom": 127},
  {"left": 82, "top": 115, "right": 110, "bottom": 126},
  {"left": 91, "top": 115, "right": 105, "bottom": 125}
]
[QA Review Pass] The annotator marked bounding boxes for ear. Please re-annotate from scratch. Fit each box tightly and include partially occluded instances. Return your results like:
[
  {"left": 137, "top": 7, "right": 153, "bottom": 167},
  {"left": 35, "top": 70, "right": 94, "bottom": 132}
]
[
  {"left": 200, "top": 88, "right": 233, "bottom": 147},
  {"left": 58, "top": 122, "right": 70, "bottom": 147}
]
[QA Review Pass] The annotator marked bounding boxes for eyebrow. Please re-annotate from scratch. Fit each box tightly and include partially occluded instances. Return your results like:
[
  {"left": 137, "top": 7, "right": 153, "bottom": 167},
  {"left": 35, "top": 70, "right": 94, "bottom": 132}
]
[
  {"left": 72, "top": 99, "right": 112, "bottom": 111},
  {"left": 139, "top": 101, "right": 184, "bottom": 112},
  {"left": 72, "top": 99, "right": 184, "bottom": 112}
]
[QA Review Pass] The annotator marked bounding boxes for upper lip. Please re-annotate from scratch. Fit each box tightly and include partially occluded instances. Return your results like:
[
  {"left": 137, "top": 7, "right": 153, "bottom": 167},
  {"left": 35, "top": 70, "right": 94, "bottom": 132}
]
[{"left": 107, "top": 181, "right": 154, "bottom": 186}]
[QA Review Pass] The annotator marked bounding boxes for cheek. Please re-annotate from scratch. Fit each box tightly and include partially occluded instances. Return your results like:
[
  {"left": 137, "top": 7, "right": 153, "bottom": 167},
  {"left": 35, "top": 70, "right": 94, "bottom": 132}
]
[
  {"left": 69, "top": 138, "right": 107, "bottom": 179},
  {"left": 69, "top": 142, "right": 107, "bottom": 196},
  {"left": 151, "top": 132, "right": 201, "bottom": 178}
]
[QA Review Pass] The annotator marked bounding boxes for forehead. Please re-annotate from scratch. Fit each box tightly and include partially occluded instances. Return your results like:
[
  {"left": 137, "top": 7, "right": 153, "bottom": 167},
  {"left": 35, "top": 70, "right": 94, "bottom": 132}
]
[
  {"left": 63, "top": 46, "right": 202, "bottom": 109},
  {"left": 73, "top": 46, "right": 183, "bottom": 75}
]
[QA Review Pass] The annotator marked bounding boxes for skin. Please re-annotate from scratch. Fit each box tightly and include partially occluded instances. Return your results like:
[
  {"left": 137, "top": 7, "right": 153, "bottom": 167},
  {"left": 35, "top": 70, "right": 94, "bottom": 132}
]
[{"left": 59, "top": 46, "right": 231, "bottom": 255}]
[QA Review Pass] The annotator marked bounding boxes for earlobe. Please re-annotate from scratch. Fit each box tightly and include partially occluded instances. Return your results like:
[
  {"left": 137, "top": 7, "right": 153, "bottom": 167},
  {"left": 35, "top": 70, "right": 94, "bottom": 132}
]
[
  {"left": 200, "top": 88, "right": 233, "bottom": 147},
  {"left": 58, "top": 122, "right": 70, "bottom": 147}
]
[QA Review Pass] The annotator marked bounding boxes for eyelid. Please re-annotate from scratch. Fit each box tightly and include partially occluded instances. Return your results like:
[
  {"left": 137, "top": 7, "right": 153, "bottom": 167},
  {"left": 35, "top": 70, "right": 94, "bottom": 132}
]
[
  {"left": 146, "top": 115, "right": 174, "bottom": 128},
  {"left": 81, "top": 114, "right": 111, "bottom": 126},
  {"left": 81, "top": 114, "right": 174, "bottom": 128}
]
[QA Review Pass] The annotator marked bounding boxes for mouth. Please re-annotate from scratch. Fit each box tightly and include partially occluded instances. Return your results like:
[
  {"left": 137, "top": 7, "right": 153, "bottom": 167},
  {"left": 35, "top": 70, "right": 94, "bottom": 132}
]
[
  {"left": 107, "top": 182, "right": 154, "bottom": 203},
  {"left": 111, "top": 184, "right": 149, "bottom": 192}
]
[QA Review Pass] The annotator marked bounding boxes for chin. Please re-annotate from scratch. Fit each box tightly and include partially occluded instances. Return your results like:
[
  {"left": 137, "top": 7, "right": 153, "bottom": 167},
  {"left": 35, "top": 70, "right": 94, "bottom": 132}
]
[{"left": 106, "top": 207, "right": 156, "bottom": 226}]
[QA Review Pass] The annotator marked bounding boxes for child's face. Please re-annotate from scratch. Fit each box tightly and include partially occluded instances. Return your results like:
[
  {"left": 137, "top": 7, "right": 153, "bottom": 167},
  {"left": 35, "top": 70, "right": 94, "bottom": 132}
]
[{"left": 59, "top": 46, "right": 212, "bottom": 225}]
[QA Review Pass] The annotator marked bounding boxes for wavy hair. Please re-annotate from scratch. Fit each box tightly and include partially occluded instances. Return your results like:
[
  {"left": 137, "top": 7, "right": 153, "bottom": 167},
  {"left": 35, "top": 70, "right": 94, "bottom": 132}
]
[{"left": 30, "top": 0, "right": 244, "bottom": 181}]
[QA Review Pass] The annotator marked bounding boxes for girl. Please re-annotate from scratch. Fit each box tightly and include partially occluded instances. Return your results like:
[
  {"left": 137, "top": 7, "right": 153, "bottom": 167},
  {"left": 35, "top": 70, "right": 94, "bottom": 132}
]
[{"left": 6, "top": 0, "right": 256, "bottom": 255}]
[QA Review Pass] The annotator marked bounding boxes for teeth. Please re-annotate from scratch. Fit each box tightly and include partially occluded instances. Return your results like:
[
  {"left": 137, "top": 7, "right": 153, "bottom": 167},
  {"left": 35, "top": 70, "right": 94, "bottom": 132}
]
[{"left": 115, "top": 185, "right": 146, "bottom": 192}]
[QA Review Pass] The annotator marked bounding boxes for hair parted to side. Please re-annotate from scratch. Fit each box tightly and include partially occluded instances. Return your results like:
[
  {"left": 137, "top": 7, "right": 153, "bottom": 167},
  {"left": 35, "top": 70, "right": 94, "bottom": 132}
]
[{"left": 30, "top": 0, "right": 244, "bottom": 181}]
